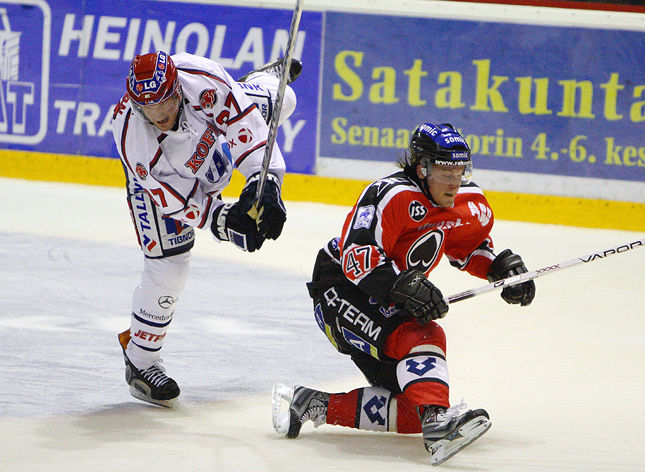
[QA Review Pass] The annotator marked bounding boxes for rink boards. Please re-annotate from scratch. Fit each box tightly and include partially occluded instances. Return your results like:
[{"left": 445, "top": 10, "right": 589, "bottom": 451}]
[{"left": 0, "top": 0, "right": 644, "bottom": 229}]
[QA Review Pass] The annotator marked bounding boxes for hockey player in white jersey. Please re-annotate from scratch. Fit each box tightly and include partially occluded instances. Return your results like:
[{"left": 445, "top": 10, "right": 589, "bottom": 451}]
[{"left": 111, "top": 50, "right": 301, "bottom": 407}]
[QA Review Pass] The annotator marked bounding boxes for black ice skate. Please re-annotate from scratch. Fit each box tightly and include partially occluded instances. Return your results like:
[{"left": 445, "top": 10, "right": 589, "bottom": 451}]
[
  {"left": 238, "top": 58, "right": 303, "bottom": 84},
  {"left": 272, "top": 383, "right": 330, "bottom": 438},
  {"left": 421, "top": 402, "right": 492, "bottom": 466},
  {"left": 118, "top": 330, "right": 180, "bottom": 408}
]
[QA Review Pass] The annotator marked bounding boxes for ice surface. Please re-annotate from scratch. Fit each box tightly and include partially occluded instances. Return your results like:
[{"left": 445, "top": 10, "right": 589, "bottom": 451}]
[{"left": 0, "top": 177, "right": 643, "bottom": 471}]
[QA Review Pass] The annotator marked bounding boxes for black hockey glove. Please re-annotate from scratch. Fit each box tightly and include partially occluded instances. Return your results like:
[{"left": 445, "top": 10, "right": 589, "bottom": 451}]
[
  {"left": 487, "top": 249, "right": 536, "bottom": 306},
  {"left": 390, "top": 269, "right": 449, "bottom": 324},
  {"left": 238, "top": 172, "right": 287, "bottom": 240},
  {"left": 211, "top": 202, "right": 265, "bottom": 252}
]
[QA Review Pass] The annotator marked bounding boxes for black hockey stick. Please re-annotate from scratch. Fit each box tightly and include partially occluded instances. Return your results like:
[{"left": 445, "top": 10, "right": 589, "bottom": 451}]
[
  {"left": 248, "top": 0, "right": 304, "bottom": 221},
  {"left": 445, "top": 236, "right": 645, "bottom": 304}
]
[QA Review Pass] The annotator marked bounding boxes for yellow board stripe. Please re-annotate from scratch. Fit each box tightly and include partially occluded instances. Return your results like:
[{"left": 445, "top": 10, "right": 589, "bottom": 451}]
[{"left": 1, "top": 149, "right": 643, "bottom": 231}]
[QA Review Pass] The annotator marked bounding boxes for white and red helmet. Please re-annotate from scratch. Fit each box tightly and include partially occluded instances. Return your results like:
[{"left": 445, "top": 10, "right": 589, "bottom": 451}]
[{"left": 126, "top": 51, "right": 180, "bottom": 107}]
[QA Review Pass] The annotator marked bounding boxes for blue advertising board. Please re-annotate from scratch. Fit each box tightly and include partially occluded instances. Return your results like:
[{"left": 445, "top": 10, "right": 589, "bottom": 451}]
[
  {"left": 0, "top": 0, "right": 321, "bottom": 174},
  {"left": 2, "top": 2, "right": 644, "bottom": 184},
  {"left": 320, "top": 11, "right": 645, "bottom": 182}
]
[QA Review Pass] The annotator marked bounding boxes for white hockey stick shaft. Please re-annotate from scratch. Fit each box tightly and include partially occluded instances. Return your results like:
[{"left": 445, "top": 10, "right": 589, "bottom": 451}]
[
  {"left": 446, "top": 236, "right": 645, "bottom": 305},
  {"left": 249, "top": 0, "right": 304, "bottom": 219}
]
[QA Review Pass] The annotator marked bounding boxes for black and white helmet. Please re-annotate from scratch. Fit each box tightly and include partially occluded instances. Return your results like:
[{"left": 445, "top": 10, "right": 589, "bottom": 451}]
[{"left": 410, "top": 123, "right": 473, "bottom": 184}]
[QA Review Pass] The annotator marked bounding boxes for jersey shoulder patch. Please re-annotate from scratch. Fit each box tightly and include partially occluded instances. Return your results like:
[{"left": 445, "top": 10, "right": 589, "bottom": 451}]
[{"left": 456, "top": 182, "right": 493, "bottom": 228}]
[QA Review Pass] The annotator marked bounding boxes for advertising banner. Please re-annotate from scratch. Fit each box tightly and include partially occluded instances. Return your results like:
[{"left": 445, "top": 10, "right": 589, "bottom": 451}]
[
  {"left": 0, "top": 0, "right": 321, "bottom": 174},
  {"left": 319, "top": 11, "right": 645, "bottom": 183}
]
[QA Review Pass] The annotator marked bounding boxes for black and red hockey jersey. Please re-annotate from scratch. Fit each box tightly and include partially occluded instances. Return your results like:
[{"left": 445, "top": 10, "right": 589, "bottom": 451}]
[{"left": 332, "top": 171, "right": 496, "bottom": 304}]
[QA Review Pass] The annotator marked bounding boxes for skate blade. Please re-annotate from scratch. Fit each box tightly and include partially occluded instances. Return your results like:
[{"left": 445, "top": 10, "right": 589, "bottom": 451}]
[
  {"left": 129, "top": 386, "right": 179, "bottom": 409},
  {"left": 272, "top": 383, "right": 294, "bottom": 435},
  {"left": 429, "top": 415, "right": 492, "bottom": 466}
]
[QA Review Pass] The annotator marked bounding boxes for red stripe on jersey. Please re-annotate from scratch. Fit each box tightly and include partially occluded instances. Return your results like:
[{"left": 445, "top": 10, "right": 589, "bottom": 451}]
[
  {"left": 149, "top": 147, "right": 163, "bottom": 170},
  {"left": 227, "top": 104, "right": 256, "bottom": 125},
  {"left": 126, "top": 198, "right": 143, "bottom": 248},
  {"left": 165, "top": 180, "right": 200, "bottom": 219},
  {"left": 225, "top": 92, "right": 243, "bottom": 115},
  {"left": 196, "top": 193, "right": 215, "bottom": 229},
  {"left": 234, "top": 140, "right": 266, "bottom": 167},
  {"left": 178, "top": 68, "right": 229, "bottom": 86},
  {"left": 194, "top": 105, "right": 214, "bottom": 118},
  {"left": 119, "top": 110, "right": 137, "bottom": 176},
  {"left": 156, "top": 179, "right": 188, "bottom": 208},
  {"left": 186, "top": 180, "right": 199, "bottom": 201}
]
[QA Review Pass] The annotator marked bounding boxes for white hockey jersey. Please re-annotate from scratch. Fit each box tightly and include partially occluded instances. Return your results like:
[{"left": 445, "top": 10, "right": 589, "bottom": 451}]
[{"left": 111, "top": 52, "right": 286, "bottom": 231}]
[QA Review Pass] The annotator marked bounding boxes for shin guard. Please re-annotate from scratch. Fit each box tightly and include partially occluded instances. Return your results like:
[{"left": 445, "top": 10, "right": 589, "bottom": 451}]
[
  {"left": 126, "top": 253, "right": 190, "bottom": 368},
  {"left": 396, "top": 350, "right": 450, "bottom": 408},
  {"left": 327, "top": 387, "right": 423, "bottom": 434}
]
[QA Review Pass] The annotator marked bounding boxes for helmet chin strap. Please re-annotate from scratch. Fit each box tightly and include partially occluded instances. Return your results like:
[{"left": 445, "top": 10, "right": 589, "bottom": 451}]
[
  {"left": 408, "top": 165, "right": 438, "bottom": 205},
  {"left": 134, "top": 88, "right": 185, "bottom": 130},
  {"left": 170, "top": 97, "right": 186, "bottom": 132}
]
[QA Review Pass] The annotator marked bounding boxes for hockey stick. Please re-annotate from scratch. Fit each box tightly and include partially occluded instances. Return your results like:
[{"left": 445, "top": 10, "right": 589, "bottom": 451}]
[
  {"left": 248, "top": 0, "right": 304, "bottom": 221},
  {"left": 446, "top": 236, "right": 645, "bottom": 305}
]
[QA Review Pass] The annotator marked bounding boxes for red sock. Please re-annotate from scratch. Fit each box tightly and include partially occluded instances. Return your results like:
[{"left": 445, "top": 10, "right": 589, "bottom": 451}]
[
  {"left": 394, "top": 394, "right": 422, "bottom": 434},
  {"left": 326, "top": 388, "right": 424, "bottom": 434},
  {"left": 327, "top": 389, "right": 360, "bottom": 428}
]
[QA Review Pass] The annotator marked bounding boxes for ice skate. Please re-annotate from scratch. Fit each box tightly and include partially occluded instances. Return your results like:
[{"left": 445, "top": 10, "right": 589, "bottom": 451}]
[
  {"left": 421, "top": 402, "right": 491, "bottom": 466},
  {"left": 118, "top": 330, "right": 180, "bottom": 408},
  {"left": 272, "top": 383, "right": 330, "bottom": 438},
  {"left": 238, "top": 58, "right": 303, "bottom": 84}
]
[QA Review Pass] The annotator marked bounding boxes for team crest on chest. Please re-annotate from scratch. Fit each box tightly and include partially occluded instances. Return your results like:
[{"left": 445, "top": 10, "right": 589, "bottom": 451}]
[
  {"left": 407, "top": 230, "right": 444, "bottom": 272},
  {"left": 408, "top": 200, "right": 428, "bottom": 221},
  {"left": 135, "top": 162, "right": 148, "bottom": 180},
  {"left": 199, "top": 89, "right": 218, "bottom": 109}
]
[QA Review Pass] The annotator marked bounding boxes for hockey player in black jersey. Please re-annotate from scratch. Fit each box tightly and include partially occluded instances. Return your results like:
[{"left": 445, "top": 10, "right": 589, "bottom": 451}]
[{"left": 273, "top": 123, "right": 535, "bottom": 465}]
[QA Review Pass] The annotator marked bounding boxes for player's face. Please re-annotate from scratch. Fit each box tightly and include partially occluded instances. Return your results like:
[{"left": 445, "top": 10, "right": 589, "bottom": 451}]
[
  {"left": 421, "top": 164, "right": 466, "bottom": 207},
  {"left": 141, "top": 92, "right": 181, "bottom": 131}
]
